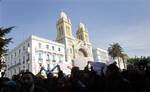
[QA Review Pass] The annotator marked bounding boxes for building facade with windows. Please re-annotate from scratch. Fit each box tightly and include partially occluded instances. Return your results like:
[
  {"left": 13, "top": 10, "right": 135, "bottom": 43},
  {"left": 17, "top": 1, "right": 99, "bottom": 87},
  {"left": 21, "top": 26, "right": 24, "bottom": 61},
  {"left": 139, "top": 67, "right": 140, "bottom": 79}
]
[
  {"left": 93, "top": 48, "right": 109, "bottom": 63},
  {"left": 5, "top": 35, "right": 65, "bottom": 78}
]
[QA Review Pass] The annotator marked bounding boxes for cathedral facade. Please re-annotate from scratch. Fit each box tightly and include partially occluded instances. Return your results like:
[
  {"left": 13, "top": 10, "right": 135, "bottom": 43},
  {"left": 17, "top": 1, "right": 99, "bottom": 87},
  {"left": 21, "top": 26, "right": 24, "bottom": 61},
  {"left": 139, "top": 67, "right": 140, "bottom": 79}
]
[{"left": 56, "top": 11, "right": 93, "bottom": 69}]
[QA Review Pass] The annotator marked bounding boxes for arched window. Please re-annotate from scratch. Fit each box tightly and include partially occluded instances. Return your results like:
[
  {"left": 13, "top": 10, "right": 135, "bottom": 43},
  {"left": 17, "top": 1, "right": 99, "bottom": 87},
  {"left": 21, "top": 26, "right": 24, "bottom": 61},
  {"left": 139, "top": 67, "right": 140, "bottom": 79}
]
[
  {"left": 59, "top": 27, "right": 61, "bottom": 36},
  {"left": 81, "top": 35, "right": 83, "bottom": 40},
  {"left": 66, "top": 26, "right": 71, "bottom": 36},
  {"left": 61, "top": 26, "right": 63, "bottom": 35}
]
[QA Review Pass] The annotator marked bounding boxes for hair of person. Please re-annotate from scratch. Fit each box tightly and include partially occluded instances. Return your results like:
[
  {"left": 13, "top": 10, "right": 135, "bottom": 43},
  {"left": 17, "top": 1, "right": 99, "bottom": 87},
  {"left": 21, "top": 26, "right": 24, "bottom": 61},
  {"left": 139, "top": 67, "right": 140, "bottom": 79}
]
[{"left": 21, "top": 71, "right": 35, "bottom": 79}]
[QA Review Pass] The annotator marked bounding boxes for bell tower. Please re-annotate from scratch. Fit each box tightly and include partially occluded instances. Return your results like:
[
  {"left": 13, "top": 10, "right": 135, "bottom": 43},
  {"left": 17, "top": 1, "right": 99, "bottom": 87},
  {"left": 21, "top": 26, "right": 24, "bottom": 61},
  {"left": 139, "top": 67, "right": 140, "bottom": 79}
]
[
  {"left": 76, "top": 22, "right": 90, "bottom": 43},
  {"left": 56, "top": 11, "right": 73, "bottom": 43},
  {"left": 56, "top": 11, "right": 74, "bottom": 63}
]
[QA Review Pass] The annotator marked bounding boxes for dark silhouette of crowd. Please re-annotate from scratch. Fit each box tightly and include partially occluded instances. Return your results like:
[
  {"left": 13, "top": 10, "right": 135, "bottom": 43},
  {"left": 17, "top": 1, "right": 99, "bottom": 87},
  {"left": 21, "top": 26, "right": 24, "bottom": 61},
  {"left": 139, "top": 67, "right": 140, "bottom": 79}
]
[{"left": 0, "top": 62, "right": 150, "bottom": 92}]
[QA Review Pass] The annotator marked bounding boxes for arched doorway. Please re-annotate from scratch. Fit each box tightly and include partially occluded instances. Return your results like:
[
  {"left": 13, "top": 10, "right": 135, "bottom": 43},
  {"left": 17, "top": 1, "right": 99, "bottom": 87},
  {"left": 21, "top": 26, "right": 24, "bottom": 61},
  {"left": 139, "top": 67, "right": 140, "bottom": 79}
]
[{"left": 74, "top": 48, "right": 88, "bottom": 70}]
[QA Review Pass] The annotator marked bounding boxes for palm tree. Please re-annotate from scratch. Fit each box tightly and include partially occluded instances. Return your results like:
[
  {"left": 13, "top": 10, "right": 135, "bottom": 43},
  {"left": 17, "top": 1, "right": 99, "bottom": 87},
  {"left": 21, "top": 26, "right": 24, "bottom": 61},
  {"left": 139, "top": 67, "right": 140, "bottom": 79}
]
[
  {"left": 0, "top": 27, "right": 13, "bottom": 71},
  {"left": 108, "top": 43, "right": 123, "bottom": 68}
]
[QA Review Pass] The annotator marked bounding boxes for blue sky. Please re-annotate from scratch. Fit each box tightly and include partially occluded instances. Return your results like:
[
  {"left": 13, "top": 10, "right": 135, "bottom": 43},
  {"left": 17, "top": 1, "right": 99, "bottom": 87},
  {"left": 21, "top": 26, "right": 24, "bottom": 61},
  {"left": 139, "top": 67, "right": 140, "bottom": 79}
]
[{"left": 1, "top": 0, "right": 150, "bottom": 57}]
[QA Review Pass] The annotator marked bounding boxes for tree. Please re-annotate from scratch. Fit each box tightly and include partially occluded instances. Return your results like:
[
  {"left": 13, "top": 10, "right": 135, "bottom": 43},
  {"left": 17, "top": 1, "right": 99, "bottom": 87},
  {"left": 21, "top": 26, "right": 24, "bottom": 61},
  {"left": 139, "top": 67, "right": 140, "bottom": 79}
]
[
  {"left": 127, "top": 56, "right": 150, "bottom": 70},
  {"left": 0, "top": 27, "right": 13, "bottom": 71},
  {"left": 108, "top": 43, "right": 123, "bottom": 68}
]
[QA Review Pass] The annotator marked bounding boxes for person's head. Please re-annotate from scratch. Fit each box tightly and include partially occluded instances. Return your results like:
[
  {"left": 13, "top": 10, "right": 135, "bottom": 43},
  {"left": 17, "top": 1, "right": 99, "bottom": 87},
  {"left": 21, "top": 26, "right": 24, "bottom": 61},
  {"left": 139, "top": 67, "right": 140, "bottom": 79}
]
[
  {"left": 105, "top": 64, "right": 120, "bottom": 79},
  {"left": 138, "top": 64, "right": 145, "bottom": 71},
  {"left": 47, "top": 72, "right": 53, "bottom": 79},
  {"left": 0, "top": 77, "right": 10, "bottom": 89},
  {"left": 84, "top": 66, "right": 89, "bottom": 72},
  {"left": 12, "top": 75, "right": 20, "bottom": 81},
  {"left": 71, "top": 67, "right": 80, "bottom": 78},
  {"left": 127, "top": 64, "right": 135, "bottom": 71},
  {"left": 21, "top": 72, "right": 35, "bottom": 88},
  {"left": 146, "top": 64, "right": 150, "bottom": 71},
  {"left": 58, "top": 70, "right": 64, "bottom": 78},
  {"left": 1, "top": 81, "right": 17, "bottom": 92}
]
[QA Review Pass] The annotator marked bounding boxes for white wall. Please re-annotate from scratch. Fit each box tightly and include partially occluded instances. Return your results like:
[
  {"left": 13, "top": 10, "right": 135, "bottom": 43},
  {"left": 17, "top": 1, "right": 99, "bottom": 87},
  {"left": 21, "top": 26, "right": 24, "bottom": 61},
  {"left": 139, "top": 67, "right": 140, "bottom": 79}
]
[
  {"left": 31, "top": 36, "right": 65, "bottom": 75},
  {"left": 93, "top": 48, "right": 109, "bottom": 63},
  {"left": 5, "top": 35, "right": 66, "bottom": 78},
  {"left": 6, "top": 37, "right": 32, "bottom": 78}
]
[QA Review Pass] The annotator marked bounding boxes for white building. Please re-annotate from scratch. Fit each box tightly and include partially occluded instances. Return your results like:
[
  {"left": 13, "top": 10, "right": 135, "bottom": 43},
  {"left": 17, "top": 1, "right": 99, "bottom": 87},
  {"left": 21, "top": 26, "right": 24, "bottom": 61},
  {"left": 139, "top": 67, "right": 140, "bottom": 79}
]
[
  {"left": 93, "top": 48, "right": 126, "bottom": 70},
  {"left": 5, "top": 35, "right": 66, "bottom": 78},
  {"left": 93, "top": 48, "right": 109, "bottom": 63}
]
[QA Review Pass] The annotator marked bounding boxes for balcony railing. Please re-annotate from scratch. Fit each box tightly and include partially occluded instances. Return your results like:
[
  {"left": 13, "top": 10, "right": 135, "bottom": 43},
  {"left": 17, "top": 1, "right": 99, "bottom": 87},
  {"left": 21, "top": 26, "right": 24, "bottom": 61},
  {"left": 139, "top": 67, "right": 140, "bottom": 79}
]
[{"left": 8, "top": 62, "right": 21, "bottom": 70}]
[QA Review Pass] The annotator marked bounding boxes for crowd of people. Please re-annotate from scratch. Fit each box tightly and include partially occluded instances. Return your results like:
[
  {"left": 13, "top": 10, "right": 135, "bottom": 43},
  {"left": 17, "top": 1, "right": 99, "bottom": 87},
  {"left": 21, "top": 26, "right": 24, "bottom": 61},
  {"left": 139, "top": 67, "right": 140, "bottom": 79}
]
[{"left": 0, "top": 62, "right": 150, "bottom": 92}]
